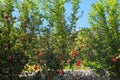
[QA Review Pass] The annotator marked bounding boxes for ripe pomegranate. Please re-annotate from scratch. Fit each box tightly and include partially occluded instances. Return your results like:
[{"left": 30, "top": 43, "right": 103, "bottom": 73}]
[
  {"left": 76, "top": 60, "right": 81, "bottom": 66},
  {"left": 8, "top": 55, "right": 13, "bottom": 62},
  {"left": 59, "top": 70, "right": 63, "bottom": 74},
  {"left": 34, "top": 65, "right": 38, "bottom": 71},
  {"left": 72, "top": 51, "right": 78, "bottom": 57},
  {"left": 112, "top": 57, "right": 117, "bottom": 63}
]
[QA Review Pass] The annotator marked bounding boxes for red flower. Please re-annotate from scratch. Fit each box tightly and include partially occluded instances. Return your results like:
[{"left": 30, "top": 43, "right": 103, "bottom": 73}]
[
  {"left": 112, "top": 57, "right": 117, "bottom": 63},
  {"left": 58, "top": 55, "right": 63, "bottom": 60},
  {"left": 76, "top": 60, "right": 81, "bottom": 66},
  {"left": 8, "top": 55, "right": 13, "bottom": 62},
  {"left": 4, "top": 15, "right": 9, "bottom": 19},
  {"left": 59, "top": 70, "right": 63, "bottom": 74},
  {"left": 34, "top": 65, "right": 39, "bottom": 71},
  {"left": 72, "top": 51, "right": 78, "bottom": 57},
  {"left": 39, "top": 51, "right": 44, "bottom": 57}
]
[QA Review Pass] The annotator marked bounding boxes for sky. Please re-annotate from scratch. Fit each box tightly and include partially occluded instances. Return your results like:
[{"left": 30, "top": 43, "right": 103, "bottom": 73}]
[
  {"left": 12, "top": 0, "right": 99, "bottom": 29},
  {"left": 65, "top": 0, "right": 99, "bottom": 29}
]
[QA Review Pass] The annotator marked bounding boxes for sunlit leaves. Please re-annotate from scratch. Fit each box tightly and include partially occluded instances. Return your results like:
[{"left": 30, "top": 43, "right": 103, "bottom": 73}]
[{"left": 88, "top": 0, "right": 120, "bottom": 79}]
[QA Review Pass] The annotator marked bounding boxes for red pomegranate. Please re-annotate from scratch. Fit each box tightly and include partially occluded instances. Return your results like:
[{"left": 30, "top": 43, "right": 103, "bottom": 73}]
[
  {"left": 58, "top": 55, "right": 63, "bottom": 60},
  {"left": 8, "top": 55, "right": 13, "bottom": 62},
  {"left": 59, "top": 70, "right": 63, "bottom": 74},
  {"left": 76, "top": 60, "right": 81, "bottom": 66},
  {"left": 39, "top": 51, "right": 44, "bottom": 57},
  {"left": 72, "top": 51, "right": 78, "bottom": 57},
  {"left": 34, "top": 65, "right": 39, "bottom": 71},
  {"left": 112, "top": 57, "right": 117, "bottom": 63}
]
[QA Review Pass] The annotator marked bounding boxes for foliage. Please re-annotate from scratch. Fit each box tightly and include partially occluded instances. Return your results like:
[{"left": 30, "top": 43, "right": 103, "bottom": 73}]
[
  {"left": 75, "top": 0, "right": 120, "bottom": 79},
  {"left": 34, "top": 0, "right": 81, "bottom": 79},
  {"left": 1, "top": 0, "right": 120, "bottom": 80},
  {"left": 0, "top": 0, "right": 82, "bottom": 79},
  {"left": 0, "top": 0, "right": 29, "bottom": 79}
]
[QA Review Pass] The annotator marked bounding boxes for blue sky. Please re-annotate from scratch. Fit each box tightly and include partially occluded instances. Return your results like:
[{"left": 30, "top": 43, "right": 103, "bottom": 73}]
[
  {"left": 65, "top": 0, "right": 99, "bottom": 29},
  {"left": 78, "top": 0, "right": 99, "bottom": 28},
  {"left": 12, "top": 0, "right": 99, "bottom": 29}
]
